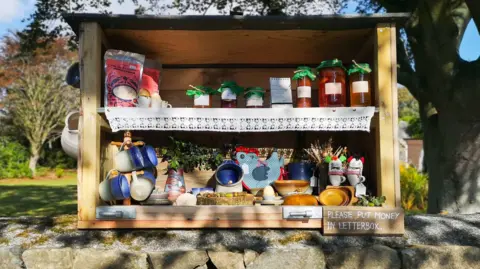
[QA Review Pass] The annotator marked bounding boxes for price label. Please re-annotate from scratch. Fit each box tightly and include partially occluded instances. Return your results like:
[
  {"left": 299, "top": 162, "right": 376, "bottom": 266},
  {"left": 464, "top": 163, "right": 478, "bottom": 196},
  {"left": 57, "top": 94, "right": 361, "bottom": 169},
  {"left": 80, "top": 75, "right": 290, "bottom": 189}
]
[
  {"left": 297, "top": 86, "right": 312, "bottom": 98},
  {"left": 194, "top": 94, "right": 210, "bottom": 106},
  {"left": 221, "top": 88, "right": 237, "bottom": 100},
  {"left": 352, "top": 81, "right": 369, "bottom": 93},
  {"left": 325, "top": 83, "right": 342, "bottom": 95}
]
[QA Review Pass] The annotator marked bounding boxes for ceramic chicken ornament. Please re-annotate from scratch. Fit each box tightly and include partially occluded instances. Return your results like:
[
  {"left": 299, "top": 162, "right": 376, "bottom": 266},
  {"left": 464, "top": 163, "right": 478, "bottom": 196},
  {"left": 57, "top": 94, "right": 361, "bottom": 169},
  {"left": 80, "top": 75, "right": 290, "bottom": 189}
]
[
  {"left": 328, "top": 156, "right": 346, "bottom": 186},
  {"left": 237, "top": 150, "right": 284, "bottom": 190},
  {"left": 346, "top": 156, "right": 366, "bottom": 186}
]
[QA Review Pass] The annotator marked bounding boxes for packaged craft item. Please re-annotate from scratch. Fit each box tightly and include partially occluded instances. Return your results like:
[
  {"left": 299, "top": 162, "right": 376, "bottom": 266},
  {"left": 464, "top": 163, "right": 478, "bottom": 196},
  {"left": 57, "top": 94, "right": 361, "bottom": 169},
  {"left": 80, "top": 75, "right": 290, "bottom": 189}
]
[
  {"left": 138, "top": 59, "right": 162, "bottom": 108},
  {"left": 104, "top": 50, "right": 145, "bottom": 107},
  {"left": 292, "top": 66, "right": 316, "bottom": 107}
]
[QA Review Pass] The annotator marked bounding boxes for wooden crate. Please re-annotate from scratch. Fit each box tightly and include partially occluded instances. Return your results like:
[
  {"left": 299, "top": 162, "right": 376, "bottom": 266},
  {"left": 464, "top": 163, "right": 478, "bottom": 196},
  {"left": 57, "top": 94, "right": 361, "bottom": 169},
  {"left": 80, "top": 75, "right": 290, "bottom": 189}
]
[{"left": 64, "top": 14, "right": 407, "bottom": 231}]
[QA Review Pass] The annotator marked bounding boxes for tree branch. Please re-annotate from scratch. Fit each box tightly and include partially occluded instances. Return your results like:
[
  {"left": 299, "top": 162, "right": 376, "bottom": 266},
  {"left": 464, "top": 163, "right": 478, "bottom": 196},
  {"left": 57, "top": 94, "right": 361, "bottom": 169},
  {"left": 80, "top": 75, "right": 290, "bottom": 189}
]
[{"left": 465, "top": 0, "right": 480, "bottom": 33}]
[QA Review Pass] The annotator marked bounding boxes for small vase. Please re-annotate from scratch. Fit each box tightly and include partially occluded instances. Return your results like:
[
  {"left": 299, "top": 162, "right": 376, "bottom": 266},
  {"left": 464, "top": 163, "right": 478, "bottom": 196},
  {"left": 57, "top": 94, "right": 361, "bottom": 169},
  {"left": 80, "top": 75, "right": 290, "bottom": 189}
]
[{"left": 164, "top": 168, "right": 186, "bottom": 202}]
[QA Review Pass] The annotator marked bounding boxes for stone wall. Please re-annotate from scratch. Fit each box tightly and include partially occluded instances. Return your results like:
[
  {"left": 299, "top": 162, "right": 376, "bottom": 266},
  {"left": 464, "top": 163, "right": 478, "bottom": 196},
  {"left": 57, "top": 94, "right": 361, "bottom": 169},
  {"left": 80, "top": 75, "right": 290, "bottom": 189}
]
[
  {"left": 1, "top": 213, "right": 479, "bottom": 269},
  {"left": 2, "top": 245, "right": 480, "bottom": 269}
]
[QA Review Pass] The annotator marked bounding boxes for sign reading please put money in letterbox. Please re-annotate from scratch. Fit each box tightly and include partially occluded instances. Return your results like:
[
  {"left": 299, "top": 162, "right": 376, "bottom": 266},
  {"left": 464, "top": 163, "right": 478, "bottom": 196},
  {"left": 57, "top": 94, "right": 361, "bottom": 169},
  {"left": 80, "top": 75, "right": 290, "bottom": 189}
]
[{"left": 323, "top": 207, "right": 404, "bottom": 235}]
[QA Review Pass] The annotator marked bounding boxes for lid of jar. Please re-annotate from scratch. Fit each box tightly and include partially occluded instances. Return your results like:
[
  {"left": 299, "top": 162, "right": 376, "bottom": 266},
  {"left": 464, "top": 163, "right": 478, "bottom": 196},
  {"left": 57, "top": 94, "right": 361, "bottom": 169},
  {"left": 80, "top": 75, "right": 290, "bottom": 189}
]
[
  {"left": 292, "top": 66, "right": 316, "bottom": 81},
  {"left": 217, "top": 81, "right": 244, "bottom": 95},
  {"left": 186, "top": 85, "right": 216, "bottom": 98},
  {"left": 244, "top": 87, "right": 265, "bottom": 98},
  {"left": 348, "top": 63, "right": 372, "bottom": 75},
  {"left": 316, "top": 59, "right": 346, "bottom": 71}
]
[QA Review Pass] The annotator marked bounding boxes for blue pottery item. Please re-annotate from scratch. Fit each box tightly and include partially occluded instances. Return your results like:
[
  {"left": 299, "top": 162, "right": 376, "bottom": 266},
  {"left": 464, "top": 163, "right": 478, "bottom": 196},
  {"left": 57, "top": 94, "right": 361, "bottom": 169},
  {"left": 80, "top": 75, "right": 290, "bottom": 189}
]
[
  {"left": 128, "top": 146, "right": 145, "bottom": 170},
  {"left": 287, "top": 162, "right": 314, "bottom": 180},
  {"left": 140, "top": 145, "right": 158, "bottom": 168},
  {"left": 110, "top": 173, "right": 130, "bottom": 200},
  {"left": 215, "top": 160, "right": 244, "bottom": 193}
]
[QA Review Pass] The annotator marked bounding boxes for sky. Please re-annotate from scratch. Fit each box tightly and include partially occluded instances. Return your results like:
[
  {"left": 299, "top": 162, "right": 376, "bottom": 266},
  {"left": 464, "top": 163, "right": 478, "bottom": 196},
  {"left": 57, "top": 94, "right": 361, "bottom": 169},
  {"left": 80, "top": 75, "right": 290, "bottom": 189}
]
[{"left": 0, "top": 0, "right": 478, "bottom": 61}]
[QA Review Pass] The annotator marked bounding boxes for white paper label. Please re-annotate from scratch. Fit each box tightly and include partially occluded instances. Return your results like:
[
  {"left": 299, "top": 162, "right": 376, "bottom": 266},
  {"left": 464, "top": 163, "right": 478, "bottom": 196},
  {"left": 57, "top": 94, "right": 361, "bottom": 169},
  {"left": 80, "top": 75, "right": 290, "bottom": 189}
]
[
  {"left": 310, "top": 176, "right": 318, "bottom": 187},
  {"left": 270, "top": 78, "right": 293, "bottom": 104},
  {"left": 297, "top": 86, "right": 312, "bottom": 98},
  {"left": 355, "top": 183, "right": 367, "bottom": 197},
  {"left": 246, "top": 95, "right": 263, "bottom": 107},
  {"left": 352, "top": 81, "right": 369, "bottom": 93},
  {"left": 194, "top": 94, "right": 210, "bottom": 106},
  {"left": 221, "top": 88, "right": 237, "bottom": 100},
  {"left": 325, "top": 82, "right": 342, "bottom": 95}
]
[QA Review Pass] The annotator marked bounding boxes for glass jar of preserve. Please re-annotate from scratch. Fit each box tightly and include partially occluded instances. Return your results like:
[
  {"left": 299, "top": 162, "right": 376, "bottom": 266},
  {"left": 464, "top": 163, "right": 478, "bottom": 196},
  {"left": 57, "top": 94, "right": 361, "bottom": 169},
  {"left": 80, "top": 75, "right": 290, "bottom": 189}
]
[
  {"left": 348, "top": 62, "right": 372, "bottom": 107},
  {"left": 186, "top": 85, "right": 215, "bottom": 108},
  {"left": 218, "top": 81, "right": 243, "bottom": 108},
  {"left": 292, "top": 66, "right": 316, "bottom": 108},
  {"left": 244, "top": 87, "right": 265, "bottom": 108},
  {"left": 316, "top": 59, "right": 347, "bottom": 107}
]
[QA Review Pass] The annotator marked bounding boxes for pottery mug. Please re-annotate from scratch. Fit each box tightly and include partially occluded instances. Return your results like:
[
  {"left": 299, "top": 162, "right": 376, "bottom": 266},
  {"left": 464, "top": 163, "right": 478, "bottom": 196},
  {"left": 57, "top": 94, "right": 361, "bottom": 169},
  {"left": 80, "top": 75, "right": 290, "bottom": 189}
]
[
  {"left": 130, "top": 171, "right": 156, "bottom": 201},
  {"left": 328, "top": 174, "right": 346, "bottom": 186},
  {"left": 115, "top": 143, "right": 145, "bottom": 172},
  {"left": 152, "top": 99, "right": 172, "bottom": 109},
  {"left": 99, "top": 169, "right": 118, "bottom": 201},
  {"left": 110, "top": 172, "right": 131, "bottom": 200},
  {"left": 347, "top": 174, "right": 366, "bottom": 186},
  {"left": 137, "top": 95, "right": 151, "bottom": 108}
]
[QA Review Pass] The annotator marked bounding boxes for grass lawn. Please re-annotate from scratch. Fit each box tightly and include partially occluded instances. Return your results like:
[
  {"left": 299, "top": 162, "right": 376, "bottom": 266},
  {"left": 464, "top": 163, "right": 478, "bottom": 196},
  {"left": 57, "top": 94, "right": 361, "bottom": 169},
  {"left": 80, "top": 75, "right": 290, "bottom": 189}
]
[{"left": 0, "top": 171, "right": 77, "bottom": 217}]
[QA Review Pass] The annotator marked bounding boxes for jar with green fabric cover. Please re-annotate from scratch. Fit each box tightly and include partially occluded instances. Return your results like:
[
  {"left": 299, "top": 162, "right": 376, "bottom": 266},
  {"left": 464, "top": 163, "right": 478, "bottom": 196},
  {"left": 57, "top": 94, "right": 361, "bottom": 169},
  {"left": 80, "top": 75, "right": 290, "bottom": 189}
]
[
  {"left": 316, "top": 59, "right": 347, "bottom": 107},
  {"left": 293, "top": 66, "right": 316, "bottom": 108},
  {"left": 244, "top": 87, "right": 265, "bottom": 108},
  {"left": 348, "top": 61, "right": 372, "bottom": 107},
  {"left": 218, "top": 81, "right": 244, "bottom": 108},
  {"left": 186, "top": 85, "right": 216, "bottom": 108}
]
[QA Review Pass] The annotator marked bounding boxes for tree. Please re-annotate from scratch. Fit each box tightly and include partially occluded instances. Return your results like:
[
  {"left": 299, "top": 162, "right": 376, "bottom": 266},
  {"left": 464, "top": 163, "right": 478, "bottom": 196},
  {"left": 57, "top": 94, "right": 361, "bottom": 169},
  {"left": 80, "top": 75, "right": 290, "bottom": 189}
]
[
  {"left": 0, "top": 36, "right": 78, "bottom": 175},
  {"left": 21, "top": 0, "right": 480, "bottom": 213}
]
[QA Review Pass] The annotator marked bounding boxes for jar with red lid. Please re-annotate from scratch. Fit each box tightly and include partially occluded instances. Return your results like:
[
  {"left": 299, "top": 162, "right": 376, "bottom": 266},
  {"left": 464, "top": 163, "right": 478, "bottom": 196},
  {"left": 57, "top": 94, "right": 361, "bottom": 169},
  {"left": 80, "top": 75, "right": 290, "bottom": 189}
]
[
  {"left": 244, "top": 87, "right": 265, "bottom": 108},
  {"left": 348, "top": 62, "right": 372, "bottom": 107},
  {"left": 292, "top": 66, "right": 316, "bottom": 107},
  {"left": 316, "top": 59, "right": 347, "bottom": 107},
  {"left": 186, "top": 85, "right": 216, "bottom": 108},
  {"left": 218, "top": 81, "right": 243, "bottom": 108}
]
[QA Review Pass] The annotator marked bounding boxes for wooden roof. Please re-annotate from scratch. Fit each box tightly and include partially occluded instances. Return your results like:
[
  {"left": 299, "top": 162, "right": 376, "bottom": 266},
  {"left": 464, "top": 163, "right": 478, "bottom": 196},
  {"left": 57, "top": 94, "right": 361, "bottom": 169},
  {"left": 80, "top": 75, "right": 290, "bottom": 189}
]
[{"left": 63, "top": 13, "right": 410, "bottom": 34}]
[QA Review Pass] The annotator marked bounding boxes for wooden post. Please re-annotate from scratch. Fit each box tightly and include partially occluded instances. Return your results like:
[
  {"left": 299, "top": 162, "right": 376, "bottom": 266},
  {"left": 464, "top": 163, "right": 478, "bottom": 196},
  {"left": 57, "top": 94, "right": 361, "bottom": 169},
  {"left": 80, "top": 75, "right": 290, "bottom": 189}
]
[
  {"left": 79, "top": 22, "right": 103, "bottom": 221},
  {"left": 374, "top": 23, "right": 399, "bottom": 208}
]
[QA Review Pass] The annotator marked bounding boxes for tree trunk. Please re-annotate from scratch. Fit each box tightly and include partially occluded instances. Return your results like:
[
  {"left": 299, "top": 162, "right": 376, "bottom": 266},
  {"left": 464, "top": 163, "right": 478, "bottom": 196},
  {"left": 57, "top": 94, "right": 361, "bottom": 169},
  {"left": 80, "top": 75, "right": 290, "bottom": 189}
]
[{"left": 29, "top": 148, "right": 40, "bottom": 176}]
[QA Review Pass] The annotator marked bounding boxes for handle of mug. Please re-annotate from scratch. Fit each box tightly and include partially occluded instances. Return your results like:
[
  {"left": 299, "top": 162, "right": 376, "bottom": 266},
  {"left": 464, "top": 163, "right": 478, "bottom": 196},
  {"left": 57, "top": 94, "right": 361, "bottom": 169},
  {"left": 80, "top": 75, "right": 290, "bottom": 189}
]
[
  {"left": 167, "top": 104, "right": 172, "bottom": 108},
  {"left": 105, "top": 169, "right": 119, "bottom": 181},
  {"left": 359, "top": 176, "right": 366, "bottom": 183},
  {"left": 131, "top": 171, "right": 138, "bottom": 182},
  {"left": 340, "top": 176, "right": 346, "bottom": 183}
]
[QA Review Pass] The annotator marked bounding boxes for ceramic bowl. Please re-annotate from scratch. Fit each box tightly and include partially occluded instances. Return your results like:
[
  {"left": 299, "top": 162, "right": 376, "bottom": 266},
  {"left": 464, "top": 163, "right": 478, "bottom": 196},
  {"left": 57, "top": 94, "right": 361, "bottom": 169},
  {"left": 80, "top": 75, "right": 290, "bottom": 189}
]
[
  {"left": 318, "top": 189, "right": 349, "bottom": 206},
  {"left": 273, "top": 180, "right": 310, "bottom": 197}
]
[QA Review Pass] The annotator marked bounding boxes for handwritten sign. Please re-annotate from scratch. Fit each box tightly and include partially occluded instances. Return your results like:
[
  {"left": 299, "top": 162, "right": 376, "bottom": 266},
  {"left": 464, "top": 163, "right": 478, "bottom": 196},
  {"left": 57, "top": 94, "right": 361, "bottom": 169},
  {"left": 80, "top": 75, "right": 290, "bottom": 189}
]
[{"left": 323, "top": 206, "right": 404, "bottom": 235}]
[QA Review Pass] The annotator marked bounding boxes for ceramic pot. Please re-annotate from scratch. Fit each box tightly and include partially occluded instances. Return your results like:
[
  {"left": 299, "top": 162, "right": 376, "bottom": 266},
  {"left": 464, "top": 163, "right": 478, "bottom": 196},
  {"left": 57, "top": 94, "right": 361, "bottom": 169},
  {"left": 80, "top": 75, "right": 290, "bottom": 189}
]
[
  {"left": 66, "top": 62, "right": 80, "bottom": 88},
  {"left": 140, "top": 145, "right": 158, "bottom": 168},
  {"left": 110, "top": 173, "right": 130, "bottom": 200},
  {"left": 99, "top": 170, "right": 117, "bottom": 201},
  {"left": 130, "top": 171, "right": 155, "bottom": 201},
  {"left": 215, "top": 160, "right": 244, "bottom": 193},
  {"left": 287, "top": 162, "right": 314, "bottom": 180}
]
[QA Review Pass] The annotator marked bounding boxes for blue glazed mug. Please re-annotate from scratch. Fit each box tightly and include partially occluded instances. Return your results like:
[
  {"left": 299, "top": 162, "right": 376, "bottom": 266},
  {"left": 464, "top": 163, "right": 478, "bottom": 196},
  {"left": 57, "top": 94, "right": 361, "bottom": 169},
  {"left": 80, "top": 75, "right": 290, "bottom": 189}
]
[
  {"left": 140, "top": 145, "right": 158, "bottom": 168},
  {"left": 115, "top": 143, "right": 145, "bottom": 172},
  {"left": 215, "top": 160, "right": 244, "bottom": 186},
  {"left": 287, "top": 162, "right": 314, "bottom": 180},
  {"left": 110, "top": 172, "right": 131, "bottom": 200},
  {"left": 128, "top": 146, "right": 145, "bottom": 170}
]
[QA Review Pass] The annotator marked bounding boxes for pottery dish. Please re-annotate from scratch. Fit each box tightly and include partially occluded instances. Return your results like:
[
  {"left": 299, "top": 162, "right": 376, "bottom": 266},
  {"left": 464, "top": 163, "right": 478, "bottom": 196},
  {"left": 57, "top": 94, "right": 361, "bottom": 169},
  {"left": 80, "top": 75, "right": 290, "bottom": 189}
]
[{"left": 273, "top": 180, "right": 310, "bottom": 197}]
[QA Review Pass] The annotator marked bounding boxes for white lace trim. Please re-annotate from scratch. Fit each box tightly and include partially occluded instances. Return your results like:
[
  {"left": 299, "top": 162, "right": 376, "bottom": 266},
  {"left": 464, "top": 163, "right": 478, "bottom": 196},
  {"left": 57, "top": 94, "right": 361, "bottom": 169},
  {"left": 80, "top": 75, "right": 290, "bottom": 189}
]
[{"left": 104, "top": 107, "right": 375, "bottom": 132}]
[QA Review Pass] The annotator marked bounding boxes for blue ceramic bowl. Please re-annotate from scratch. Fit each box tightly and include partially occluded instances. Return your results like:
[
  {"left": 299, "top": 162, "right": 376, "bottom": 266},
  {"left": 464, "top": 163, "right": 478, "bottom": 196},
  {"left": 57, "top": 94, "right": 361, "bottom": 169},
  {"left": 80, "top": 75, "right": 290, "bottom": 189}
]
[
  {"left": 128, "top": 146, "right": 145, "bottom": 170},
  {"left": 287, "top": 162, "right": 314, "bottom": 180},
  {"left": 140, "top": 145, "right": 158, "bottom": 168},
  {"left": 110, "top": 174, "right": 130, "bottom": 200},
  {"left": 215, "top": 161, "right": 244, "bottom": 186}
]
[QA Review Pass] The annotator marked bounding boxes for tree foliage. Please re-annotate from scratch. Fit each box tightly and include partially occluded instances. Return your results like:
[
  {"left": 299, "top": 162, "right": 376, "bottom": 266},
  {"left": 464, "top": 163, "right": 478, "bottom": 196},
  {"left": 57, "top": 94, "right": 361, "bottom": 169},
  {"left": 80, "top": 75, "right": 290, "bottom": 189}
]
[{"left": 0, "top": 36, "right": 79, "bottom": 175}]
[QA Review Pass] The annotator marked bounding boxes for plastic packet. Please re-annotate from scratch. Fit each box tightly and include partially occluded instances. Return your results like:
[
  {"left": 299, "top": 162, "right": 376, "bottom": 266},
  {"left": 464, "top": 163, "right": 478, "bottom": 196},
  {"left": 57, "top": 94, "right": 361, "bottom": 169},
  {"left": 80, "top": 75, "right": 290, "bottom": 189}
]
[
  {"left": 104, "top": 50, "right": 145, "bottom": 107},
  {"left": 138, "top": 59, "right": 162, "bottom": 108}
]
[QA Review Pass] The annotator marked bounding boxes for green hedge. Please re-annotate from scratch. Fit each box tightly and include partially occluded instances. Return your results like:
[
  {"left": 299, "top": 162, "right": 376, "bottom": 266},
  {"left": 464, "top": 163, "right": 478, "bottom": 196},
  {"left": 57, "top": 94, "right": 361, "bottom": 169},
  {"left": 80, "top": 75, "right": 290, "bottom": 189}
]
[{"left": 0, "top": 137, "right": 32, "bottom": 179}]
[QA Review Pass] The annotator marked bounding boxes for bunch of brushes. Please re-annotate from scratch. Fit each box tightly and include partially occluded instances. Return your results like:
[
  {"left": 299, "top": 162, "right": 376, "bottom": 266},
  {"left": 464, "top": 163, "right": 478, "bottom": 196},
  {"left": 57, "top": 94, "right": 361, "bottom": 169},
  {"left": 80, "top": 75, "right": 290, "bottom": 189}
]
[{"left": 304, "top": 138, "right": 349, "bottom": 168}]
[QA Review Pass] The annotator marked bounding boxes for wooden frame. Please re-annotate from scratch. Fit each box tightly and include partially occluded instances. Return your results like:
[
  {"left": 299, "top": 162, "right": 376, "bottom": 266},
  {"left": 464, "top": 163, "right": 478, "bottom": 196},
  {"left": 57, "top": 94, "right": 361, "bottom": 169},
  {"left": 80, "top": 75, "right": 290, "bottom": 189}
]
[{"left": 71, "top": 14, "right": 407, "bottom": 231}]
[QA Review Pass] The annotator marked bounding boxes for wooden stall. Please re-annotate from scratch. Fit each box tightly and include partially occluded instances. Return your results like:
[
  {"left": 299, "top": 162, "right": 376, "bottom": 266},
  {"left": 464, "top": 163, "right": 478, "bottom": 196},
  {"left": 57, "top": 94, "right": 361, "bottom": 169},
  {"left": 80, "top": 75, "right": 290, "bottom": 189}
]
[{"left": 64, "top": 13, "right": 408, "bottom": 233}]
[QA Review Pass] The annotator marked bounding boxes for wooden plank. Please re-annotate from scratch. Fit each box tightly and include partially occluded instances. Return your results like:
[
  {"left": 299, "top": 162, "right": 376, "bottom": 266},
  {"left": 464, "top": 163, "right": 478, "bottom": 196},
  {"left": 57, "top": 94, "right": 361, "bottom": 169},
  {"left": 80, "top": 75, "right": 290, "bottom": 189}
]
[
  {"left": 79, "top": 22, "right": 103, "bottom": 221},
  {"left": 323, "top": 206, "right": 404, "bottom": 235},
  {"left": 78, "top": 219, "right": 323, "bottom": 229},
  {"left": 390, "top": 23, "right": 401, "bottom": 208},
  {"left": 374, "top": 24, "right": 396, "bottom": 208},
  {"left": 105, "top": 29, "right": 373, "bottom": 64}
]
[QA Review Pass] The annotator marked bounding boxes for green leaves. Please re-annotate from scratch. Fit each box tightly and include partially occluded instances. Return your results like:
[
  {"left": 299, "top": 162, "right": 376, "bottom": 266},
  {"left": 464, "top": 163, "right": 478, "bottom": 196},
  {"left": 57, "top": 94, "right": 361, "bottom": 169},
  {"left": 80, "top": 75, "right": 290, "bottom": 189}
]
[
  {"left": 355, "top": 195, "right": 386, "bottom": 207},
  {"left": 160, "top": 136, "right": 225, "bottom": 173}
]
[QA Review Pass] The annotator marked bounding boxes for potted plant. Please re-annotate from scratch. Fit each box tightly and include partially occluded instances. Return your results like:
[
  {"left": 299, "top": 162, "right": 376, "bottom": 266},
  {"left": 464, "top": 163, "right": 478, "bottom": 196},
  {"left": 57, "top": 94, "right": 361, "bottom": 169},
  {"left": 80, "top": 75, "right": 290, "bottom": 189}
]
[{"left": 160, "top": 137, "right": 224, "bottom": 201}]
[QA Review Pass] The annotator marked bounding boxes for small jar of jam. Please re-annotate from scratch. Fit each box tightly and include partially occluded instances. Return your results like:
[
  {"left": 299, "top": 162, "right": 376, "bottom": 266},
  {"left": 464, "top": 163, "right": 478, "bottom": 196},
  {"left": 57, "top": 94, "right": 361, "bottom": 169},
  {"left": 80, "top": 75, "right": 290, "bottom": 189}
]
[
  {"left": 186, "top": 85, "right": 215, "bottom": 108},
  {"left": 244, "top": 87, "right": 265, "bottom": 108},
  {"left": 348, "top": 62, "right": 372, "bottom": 107},
  {"left": 218, "top": 81, "right": 243, "bottom": 108},
  {"left": 292, "top": 66, "right": 316, "bottom": 108},
  {"left": 316, "top": 59, "right": 347, "bottom": 107}
]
